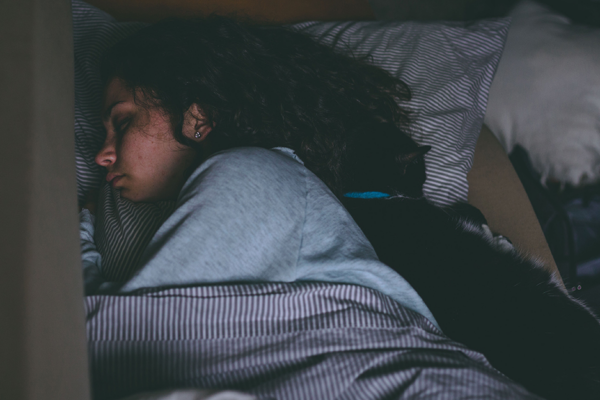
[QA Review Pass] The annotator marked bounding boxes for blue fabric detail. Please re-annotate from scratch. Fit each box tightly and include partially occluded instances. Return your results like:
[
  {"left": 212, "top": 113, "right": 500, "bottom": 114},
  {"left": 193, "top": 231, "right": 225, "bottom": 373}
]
[{"left": 344, "top": 192, "right": 391, "bottom": 199}]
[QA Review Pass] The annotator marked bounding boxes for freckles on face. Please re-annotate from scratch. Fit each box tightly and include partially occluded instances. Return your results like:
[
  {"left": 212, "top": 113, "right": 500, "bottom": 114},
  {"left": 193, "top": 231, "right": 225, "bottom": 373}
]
[{"left": 97, "top": 78, "right": 197, "bottom": 202}]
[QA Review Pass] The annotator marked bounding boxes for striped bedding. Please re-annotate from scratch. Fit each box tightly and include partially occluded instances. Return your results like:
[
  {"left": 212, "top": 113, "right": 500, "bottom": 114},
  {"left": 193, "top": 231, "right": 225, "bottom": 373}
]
[{"left": 86, "top": 282, "right": 541, "bottom": 400}]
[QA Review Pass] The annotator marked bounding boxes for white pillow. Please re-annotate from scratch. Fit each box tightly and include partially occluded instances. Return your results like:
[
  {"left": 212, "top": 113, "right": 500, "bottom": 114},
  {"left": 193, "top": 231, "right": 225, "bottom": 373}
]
[{"left": 484, "top": 0, "right": 600, "bottom": 186}]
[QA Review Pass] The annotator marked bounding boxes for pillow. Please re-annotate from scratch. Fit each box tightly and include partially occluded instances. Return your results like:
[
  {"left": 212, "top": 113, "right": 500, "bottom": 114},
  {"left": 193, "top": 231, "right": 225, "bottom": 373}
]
[
  {"left": 73, "top": 1, "right": 146, "bottom": 203},
  {"left": 484, "top": 0, "right": 600, "bottom": 186},
  {"left": 73, "top": 0, "right": 509, "bottom": 207}
]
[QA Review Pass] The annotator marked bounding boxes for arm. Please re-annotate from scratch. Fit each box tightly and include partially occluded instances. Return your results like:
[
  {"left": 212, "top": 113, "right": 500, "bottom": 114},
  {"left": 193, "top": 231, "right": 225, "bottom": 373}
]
[{"left": 467, "top": 125, "right": 561, "bottom": 282}]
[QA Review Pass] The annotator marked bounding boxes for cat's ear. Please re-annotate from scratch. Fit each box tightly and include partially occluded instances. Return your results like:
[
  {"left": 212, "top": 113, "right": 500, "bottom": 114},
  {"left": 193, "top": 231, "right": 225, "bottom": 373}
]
[
  {"left": 417, "top": 145, "right": 432, "bottom": 156},
  {"left": 395, "top": 145, "right": 432, "bottom": 171}
]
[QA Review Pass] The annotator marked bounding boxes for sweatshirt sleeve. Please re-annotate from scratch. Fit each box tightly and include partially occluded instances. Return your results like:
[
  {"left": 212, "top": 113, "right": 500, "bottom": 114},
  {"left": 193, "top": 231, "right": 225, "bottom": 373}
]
[{"left": 80, "top": 208, "right": 104, "bottom": 295}]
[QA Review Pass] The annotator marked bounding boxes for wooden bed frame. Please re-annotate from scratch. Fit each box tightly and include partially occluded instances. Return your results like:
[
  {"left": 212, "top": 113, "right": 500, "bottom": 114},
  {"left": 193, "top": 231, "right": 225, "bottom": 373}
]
[{"left": 0, "top": 1, "right": 558, "bottom": 399}]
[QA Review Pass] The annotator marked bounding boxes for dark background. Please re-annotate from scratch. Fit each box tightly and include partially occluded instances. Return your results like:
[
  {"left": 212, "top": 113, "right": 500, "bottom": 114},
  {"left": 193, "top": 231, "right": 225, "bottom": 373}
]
[{"left": 369, "top": 0, "right": 600, "bottom": 26}]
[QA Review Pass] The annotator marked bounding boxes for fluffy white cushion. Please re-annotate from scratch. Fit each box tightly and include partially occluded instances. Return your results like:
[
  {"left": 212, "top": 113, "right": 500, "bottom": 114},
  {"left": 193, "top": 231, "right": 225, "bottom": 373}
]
[{"left": 484, "top": 0, "right": 600, "bottom": 186}]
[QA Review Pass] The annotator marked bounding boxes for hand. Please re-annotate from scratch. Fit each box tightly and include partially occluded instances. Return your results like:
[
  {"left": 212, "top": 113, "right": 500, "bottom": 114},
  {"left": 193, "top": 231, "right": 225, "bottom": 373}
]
[{"left": 80, "top": 188, "right": 99, "bottom": 215}]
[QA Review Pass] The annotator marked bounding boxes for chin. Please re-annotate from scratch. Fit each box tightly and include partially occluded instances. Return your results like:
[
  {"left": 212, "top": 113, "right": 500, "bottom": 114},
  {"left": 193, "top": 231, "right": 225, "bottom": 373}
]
[
  {"left": 118, "top": 188, "right": 145, "bottom": 203},
  {"left": 121, "top": 189, "right": 175, "bottom": 203}
]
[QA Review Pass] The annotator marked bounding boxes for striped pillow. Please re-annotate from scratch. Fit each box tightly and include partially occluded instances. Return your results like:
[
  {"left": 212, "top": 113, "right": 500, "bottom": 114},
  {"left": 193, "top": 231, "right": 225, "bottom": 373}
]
[{"left": 72, "top": 0, "right": 508, "bottom": 279}]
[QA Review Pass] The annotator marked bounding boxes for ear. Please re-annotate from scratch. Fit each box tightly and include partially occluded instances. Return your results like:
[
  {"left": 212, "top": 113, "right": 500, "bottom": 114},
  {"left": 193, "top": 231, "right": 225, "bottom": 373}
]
[
  {"left": 396, "top": 145, "right": 432, "bottom": 174},
  {"left": 183, "top": 103, "right": 213, "bottom": 142},
  {"left": 396, "top": 145, "right": 431, "bottom": 164},
  {"left": 417, "top": 145, "right": 432, "bottom": 156}
]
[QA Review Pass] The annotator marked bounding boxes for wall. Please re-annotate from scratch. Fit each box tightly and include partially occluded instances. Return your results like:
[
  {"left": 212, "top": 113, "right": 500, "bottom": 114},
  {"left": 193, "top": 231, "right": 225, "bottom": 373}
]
[{"left": 0, "top": 0, "right": 90, "bottom": 399}]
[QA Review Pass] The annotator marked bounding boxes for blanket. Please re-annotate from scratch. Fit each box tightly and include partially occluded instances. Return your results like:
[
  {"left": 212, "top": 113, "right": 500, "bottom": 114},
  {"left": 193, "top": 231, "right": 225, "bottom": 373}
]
[{"left": 86, "top": 282, "right": 541, "bottom": 400}]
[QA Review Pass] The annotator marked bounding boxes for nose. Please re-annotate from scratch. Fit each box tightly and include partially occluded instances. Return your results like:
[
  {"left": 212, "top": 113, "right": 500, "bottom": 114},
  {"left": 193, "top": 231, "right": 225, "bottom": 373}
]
[{"left": 95, "top": 134, "right": 117, "bottom": 167}]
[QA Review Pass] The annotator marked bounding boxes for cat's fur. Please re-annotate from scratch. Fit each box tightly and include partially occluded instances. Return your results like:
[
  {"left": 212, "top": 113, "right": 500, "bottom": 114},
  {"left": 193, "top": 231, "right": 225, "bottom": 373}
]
[{"left": 340, "top": 122, "right": 600, "bottom": 400}]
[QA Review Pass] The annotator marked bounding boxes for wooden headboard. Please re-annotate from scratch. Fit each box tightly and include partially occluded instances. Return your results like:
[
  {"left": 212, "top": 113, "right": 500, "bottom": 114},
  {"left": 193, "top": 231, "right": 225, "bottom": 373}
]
[{"left": 86, "top": 0, "right": 375, "bottom": 23}]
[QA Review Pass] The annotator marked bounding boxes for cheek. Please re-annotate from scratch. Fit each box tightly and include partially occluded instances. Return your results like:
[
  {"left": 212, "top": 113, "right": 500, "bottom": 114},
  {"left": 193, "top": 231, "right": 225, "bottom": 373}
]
[
  {"left": 118, "top": 138, "right": 149, "bottom": 169},
  {"left": 117, "top": 121, "right": 197, "bottom": 200},
  {"left": 142, "top": 142, "right": 196, "bottom": 188}
]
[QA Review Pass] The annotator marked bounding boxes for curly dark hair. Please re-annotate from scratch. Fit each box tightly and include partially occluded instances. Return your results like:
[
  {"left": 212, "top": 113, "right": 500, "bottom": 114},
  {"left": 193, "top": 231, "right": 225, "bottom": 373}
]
[{"left": 101, "top": 16, "right": 412, "bottom": 195}]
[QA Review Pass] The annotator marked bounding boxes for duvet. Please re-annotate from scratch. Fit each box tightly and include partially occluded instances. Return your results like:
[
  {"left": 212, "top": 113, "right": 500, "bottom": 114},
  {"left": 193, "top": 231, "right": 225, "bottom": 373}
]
[{"left": 86, "top": 282, "right": 541, "bottom": 400}]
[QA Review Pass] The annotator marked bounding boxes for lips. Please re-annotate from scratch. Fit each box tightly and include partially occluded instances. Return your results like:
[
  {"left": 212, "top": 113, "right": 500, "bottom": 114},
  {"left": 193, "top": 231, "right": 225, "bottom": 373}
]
[{"left": 106, "top": 173, "right": 124, "bottom": 187}]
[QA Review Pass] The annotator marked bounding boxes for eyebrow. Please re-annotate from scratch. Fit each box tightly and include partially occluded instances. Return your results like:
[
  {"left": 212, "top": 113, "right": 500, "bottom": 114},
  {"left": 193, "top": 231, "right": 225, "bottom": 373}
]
[{"left": 102, "top": 101, "right": 124, "bottom": 122}]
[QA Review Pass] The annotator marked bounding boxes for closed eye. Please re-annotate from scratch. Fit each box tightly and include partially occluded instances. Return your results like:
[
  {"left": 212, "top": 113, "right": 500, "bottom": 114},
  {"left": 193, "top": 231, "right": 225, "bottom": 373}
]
[{"left": 114, "top": 117, "right": 131, "bottom": 137}]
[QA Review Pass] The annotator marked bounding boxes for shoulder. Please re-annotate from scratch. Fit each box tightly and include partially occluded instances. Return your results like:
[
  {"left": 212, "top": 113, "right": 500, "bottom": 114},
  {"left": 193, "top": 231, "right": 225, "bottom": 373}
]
[
  {"left": 201, "top": 147, "right": 304, "bottom": 177},
  {"left": 181, "top": 146, "right": 308, "bottom": 204}
]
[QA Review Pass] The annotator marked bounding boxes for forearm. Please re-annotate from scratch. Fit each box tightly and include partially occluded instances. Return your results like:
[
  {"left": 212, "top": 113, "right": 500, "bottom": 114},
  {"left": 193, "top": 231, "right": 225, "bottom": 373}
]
[{"left": 467, "top": 126, "right": 560, "bottom": 280}]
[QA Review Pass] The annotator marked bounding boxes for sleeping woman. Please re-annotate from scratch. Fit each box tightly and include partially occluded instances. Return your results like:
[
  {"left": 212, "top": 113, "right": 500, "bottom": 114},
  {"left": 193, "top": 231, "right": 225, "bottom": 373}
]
[{"left": 80, "top": 16, "right": 600, "bottom": 400}]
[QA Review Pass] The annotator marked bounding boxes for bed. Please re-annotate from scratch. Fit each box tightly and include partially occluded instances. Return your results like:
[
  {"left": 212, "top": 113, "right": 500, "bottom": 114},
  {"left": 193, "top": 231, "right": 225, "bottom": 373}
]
[{"left": 0, "top": 0, "right": 559, "bottom": 399}]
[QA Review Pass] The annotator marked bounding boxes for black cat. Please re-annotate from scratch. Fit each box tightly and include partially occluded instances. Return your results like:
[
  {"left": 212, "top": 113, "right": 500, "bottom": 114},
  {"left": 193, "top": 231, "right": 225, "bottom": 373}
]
[{"left": 340, "top": 122, "right": 600, "bottom": 400}]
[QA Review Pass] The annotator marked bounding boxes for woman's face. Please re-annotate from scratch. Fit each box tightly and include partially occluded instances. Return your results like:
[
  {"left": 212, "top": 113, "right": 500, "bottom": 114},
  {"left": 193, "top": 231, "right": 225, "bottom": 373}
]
[{"left": 96, "top": 78, "right": 210, "bottom": 202}]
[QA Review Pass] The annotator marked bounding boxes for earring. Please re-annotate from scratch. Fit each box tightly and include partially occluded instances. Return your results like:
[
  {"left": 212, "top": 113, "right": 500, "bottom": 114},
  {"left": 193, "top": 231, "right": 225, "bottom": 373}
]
[{"left": 194, "top": 131, "right": 202, "bottom": 139}]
